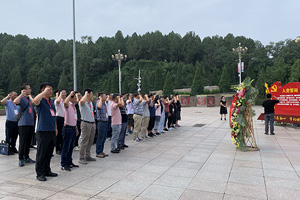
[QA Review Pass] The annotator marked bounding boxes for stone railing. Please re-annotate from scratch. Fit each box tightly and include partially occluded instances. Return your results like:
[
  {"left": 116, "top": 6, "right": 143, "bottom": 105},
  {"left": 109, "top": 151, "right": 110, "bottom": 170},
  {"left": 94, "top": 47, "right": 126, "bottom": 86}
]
[{"left": 0, "top": 109, "right": 6, "bottom": 116}]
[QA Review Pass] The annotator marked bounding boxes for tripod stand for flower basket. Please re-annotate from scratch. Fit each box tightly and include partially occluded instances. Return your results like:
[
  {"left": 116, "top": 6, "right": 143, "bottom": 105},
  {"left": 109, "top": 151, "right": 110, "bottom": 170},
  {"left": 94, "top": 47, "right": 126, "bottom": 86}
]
[{"left": 242, "top": 103, "right": 259, "bottom": 151}]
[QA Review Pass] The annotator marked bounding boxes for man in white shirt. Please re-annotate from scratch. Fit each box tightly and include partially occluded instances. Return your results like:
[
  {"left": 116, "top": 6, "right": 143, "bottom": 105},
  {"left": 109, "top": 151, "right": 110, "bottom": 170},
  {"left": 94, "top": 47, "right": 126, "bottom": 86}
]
[{"left": 54, "top": 90, "right": 66, "bottom": 155}]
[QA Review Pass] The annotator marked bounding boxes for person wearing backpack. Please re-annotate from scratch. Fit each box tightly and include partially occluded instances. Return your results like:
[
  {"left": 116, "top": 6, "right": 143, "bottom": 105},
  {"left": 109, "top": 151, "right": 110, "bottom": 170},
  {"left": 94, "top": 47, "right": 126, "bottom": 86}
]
[{"left": 14, "top": 83, "right": 35, "bottom": 167}]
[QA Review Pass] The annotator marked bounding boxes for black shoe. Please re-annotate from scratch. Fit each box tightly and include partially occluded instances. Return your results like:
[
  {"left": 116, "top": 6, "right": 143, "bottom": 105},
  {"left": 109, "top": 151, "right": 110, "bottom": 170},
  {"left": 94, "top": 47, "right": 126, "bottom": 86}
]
[
  {"left": 163, "top": 128, "right": 169, "bottom": 131},
  {"left": 70, "top": 163, "right": 79, "bottom": 168},
  {"left": 61, "top": 166, "right": 71, "bottom": 171},
  {"left": 19, "top": 159, "right": 25, "bottom": 167},
  {"left": 111, "top": 150, "right": 120, "bottom": 153},
  {"left": 270, "top": 133, "right": 275, "bottom": 135},
  {"left": 221, "top": 118, "right": 222, "bottom": 120},
  {"left": 45, "top": 171, "right": 58, "bottom": 177},
  {"left": 12, "top": 148, "right": 18, "bottom": 153},
  {"left": 37, "top": 175, "right": 47, "bottom": 181},
  {"left": 117, "top": 146, "right": 125, "bottom": 150},
  {"left": 264, "top": 133, "right": 269, "bottom": 135},
  {"left": 30, "top": 145, "right": 37, "bottom": 149},
  {"left": 148, "top": 133, "right": 153, "bottom": 138},
  {"left": 25, "top": 158, "right": 36, "bottom": 163},
  {"left": 122, "top": 144, "right": 129, "bottom": 148},
  {"left": 156, "top": 132, "right": 160, "bottom": 135},
  {"left": 224, "top": 118, "right": 226, "bottom": 121},
  {"left": 116, "top": 148, "right": 121, "bottom": 151}
]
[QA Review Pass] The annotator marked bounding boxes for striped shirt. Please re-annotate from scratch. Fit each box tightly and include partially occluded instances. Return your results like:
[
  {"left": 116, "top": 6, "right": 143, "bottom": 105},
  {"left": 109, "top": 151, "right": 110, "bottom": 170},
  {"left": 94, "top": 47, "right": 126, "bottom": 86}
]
[{"left": 96, "top": 102, "right": 108, "bottom": 121}]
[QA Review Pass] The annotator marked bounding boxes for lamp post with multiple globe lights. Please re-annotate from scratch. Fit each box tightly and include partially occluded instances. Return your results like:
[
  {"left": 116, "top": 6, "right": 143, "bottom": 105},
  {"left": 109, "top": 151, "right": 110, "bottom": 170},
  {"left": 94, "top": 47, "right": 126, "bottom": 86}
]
[
  {"left": 112, "top": 50, "right": 127, "bottom": 94},
  {"left": 233, "top": 43, "right": 248, "bottom": 85}
]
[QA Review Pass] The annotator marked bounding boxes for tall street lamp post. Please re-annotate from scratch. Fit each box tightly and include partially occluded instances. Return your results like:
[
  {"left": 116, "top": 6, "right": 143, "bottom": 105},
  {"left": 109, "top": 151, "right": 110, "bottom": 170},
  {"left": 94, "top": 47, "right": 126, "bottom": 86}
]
[
  {"left": 233, "top": 43, "right": 248, "bottom": 85},
  {"left": 112, "top": 50, "right": 127, "bottom": 94},
  {"left": 134, "top": 69, "right": 141, "bottom": 92},
  {"left": 72, "top": 0, "right": 77, "bottom": 91}
]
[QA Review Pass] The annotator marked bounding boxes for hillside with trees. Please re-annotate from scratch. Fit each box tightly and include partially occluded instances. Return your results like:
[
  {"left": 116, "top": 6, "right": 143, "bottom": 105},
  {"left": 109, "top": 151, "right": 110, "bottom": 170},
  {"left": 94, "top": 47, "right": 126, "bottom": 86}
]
[{"left": 0, "top": 31, "right": 299, "bottom": 99}]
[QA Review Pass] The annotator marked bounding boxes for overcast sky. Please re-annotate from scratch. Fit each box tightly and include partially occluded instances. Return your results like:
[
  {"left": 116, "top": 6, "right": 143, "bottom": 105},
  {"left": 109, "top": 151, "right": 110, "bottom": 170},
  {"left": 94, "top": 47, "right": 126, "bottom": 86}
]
[{"left": 0, "top": 0, "right": 299, "bottom": 45}]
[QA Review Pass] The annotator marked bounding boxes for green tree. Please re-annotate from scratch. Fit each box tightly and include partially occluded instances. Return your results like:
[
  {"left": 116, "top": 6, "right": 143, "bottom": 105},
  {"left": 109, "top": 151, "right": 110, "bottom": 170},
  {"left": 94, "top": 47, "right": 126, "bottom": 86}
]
[
  {"left": 191, "top": 62, "right": 204, "bottom": 95},
  {"left": 8, "top": 67, "right": 22, "bottom": 92},
  {"left": 174, "top": 65, "right": 183, "bottom": 89},
  {"left": 141, "top": 73, "right": 149, "bottom": 94},
  {"left": 153, "top": 67, "right": 165, "bottom": 90},
  {"left": 255, "top": 69, "right": 266, "bottom": 98},
  {"left": 163, "top": 72, "right": 173, "bottom": 96},
  {"left": 57, "top": 69, "right": 69, "bottom": 90},
  {"left": 218, "top": 66, "right": 231, "bottom": 92},
  {"left": 110, "top": 70, "right": 119, "bottom": 93},
  {"left": 290, "top": 59, "right": 300, "bottom": 82}
]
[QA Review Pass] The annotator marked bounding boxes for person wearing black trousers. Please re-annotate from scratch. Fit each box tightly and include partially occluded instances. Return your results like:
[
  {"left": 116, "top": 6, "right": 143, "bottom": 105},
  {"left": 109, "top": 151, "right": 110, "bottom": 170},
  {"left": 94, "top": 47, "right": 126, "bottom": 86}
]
[
  {"left": 33, "top": 82, "right": 58, "bottom": 181},
  {"left": 74, "top": 92, "right": 82, "bottom": 150},
  {"left": 54, "top": 90, "right": 67, "bottom": 155},
  {"left": 163, "top": 96, "right": 170, "bottom": 131},
  {"left": 14, "top": 84, "right": 35, "bottom": 167},
  {"left": 1, "top": 91, "right": 19, "bottom": 154}
]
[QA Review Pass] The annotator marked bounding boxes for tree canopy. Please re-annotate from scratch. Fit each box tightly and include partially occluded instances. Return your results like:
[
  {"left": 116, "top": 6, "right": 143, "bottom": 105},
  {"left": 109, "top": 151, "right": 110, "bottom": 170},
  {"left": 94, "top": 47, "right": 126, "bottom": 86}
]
[{"left": 0, "top": 31, "right": 299, "bottom": 98}]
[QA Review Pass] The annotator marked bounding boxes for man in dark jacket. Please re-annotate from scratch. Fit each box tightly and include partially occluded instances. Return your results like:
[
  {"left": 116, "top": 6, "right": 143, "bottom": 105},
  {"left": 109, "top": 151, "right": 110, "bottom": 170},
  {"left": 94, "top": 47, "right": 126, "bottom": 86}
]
[{"left": 262, "top": 93, "right": 280, "bottom": 135}]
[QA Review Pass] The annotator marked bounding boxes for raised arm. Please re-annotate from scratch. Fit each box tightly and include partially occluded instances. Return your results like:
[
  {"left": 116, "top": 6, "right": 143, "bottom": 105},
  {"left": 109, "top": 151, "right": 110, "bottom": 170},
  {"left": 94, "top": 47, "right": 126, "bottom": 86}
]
[
  {"left": 97, "top": 96, "right": 103, "bottom": 109},
  {"left": 14, "top": 90, "right": 26, "bottom": 105},
  {"left": 32, "top": 88, "right": 49, "bottom": 106},
  {"left": 64, "top": 91, "right": 75, "bottom": 108},
  {"left": 80, "top": 91, "right": 89, "bottom": 106},
  {"left": 138, "top": 94, "right": 143, "bottom": 103},
  {"left": 1, "top": 94, "right": 11, "bottom": 105},
  {"left": 149, "top": 99, "right": 153, "bottom": 107},
  {"left": 56, "top": 90, "right": 65, "bottom": 104},
  {"left": 272, "top": 95, "right": 280, "bottom": 102},
  {"left": 144, "top": 94, "right": 149, "bottom": 103},
  {"left": 117, "top": 96, "right": 124, "bottom": 107}
]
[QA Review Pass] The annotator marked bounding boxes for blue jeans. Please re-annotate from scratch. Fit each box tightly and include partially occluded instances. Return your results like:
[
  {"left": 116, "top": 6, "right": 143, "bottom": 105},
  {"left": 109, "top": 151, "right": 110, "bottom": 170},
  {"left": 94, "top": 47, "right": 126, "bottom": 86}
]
[
  {"left": 118, "top": 122, "right": 127, "bottom": 148},
  {"left": 107, "top": 116, "right": 112, "bottom": 138},
  {"left": 154, "top": 116, "right": 161, "bottom": 130},
  {"left": 61, "top": 126, "right": 76, "bottom": 167},
  {"left": 265, "top": 113, "right": 274, "bottom": 134},
  {"left": 96, "top": 121, "right": 108, "bottom": 155},
  {"left": 111, "top": 124, "right": 121, "bottom": 151},
  {"left": 158, "top": 112, "right": 165, "bottom": 133}
]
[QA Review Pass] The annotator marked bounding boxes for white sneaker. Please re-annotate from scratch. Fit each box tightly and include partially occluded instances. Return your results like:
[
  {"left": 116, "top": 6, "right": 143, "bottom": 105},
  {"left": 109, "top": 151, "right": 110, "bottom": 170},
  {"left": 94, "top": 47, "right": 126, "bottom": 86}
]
[
  {"left": 134, "top": 138, "right": 140, "bottom": 142},
  {"left": 73, "top": 146, "right": 79, "bottom": 151}
]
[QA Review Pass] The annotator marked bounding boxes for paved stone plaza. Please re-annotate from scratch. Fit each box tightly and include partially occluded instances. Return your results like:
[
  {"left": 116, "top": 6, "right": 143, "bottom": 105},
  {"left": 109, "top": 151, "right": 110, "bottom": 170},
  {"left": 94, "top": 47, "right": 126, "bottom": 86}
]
[{"left": 0, "top": 106, "right": 300, "bottom": 200}]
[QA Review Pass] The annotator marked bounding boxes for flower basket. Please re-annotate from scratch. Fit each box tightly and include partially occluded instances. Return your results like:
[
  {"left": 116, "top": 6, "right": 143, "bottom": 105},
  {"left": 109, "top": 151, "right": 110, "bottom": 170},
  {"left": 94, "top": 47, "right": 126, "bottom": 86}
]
[{"left": 230, "top": 77, "right": 259, "bottom": 151}]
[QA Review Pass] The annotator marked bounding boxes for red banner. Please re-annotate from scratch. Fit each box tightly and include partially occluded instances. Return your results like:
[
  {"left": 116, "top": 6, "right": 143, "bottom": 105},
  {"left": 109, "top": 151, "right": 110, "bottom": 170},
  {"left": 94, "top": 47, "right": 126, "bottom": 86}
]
[
  {"left": 180, "top": 96, "right": 190, "bottom": 107},
  {"left": 196, "top": 95, "right": 207, "bottom": 106},
  {"left": 258, "top": 81, "right": 300, "bottom": 124},
  {"left": 207, "top": 96, "right": 215, "bottom": 107},
  {"left": 257, "top": 114, "right": 300, "bottom": 124}
]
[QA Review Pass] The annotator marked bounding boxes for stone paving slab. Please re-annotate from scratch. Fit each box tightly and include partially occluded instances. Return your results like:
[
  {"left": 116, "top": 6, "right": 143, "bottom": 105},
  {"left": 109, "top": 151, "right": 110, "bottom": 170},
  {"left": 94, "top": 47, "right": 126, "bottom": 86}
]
[{"left": 0, "top": 106, "right": 299, "bottom": 199}]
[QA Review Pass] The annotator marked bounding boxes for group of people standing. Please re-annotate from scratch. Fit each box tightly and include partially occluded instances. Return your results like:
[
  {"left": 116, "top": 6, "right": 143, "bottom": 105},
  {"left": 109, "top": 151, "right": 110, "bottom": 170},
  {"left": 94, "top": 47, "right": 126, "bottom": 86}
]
[
  {"left": 1, "top": 82, "right": 182, "bottom": 182},
  {"left": 1, "top": 83, "right": 58, "bottom": 181}
]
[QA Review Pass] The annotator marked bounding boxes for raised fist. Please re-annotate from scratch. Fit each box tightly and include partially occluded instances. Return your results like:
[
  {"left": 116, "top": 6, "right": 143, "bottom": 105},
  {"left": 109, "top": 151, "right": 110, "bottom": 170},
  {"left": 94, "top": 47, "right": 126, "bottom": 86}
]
[{"left": 44, "top": 87, "right": 51, "bottom": 94}]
